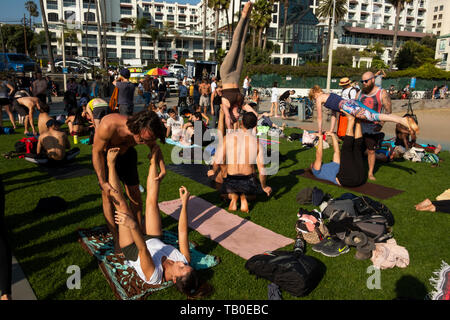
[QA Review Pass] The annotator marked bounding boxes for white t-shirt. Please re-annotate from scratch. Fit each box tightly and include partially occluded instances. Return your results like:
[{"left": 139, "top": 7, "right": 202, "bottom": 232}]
[
  {"left": 126, "top": 238, "right": 188, "bottom": 285},
  {"left": 341, "top": 87, "right": 357, "bottom": 100},
  {"left": 243, "top": 78, "right": 249, "bottom": 89},
  {"left": 271, "top": 87, "right": 279, "bottom": 103},
  {"left": 167, "top": 116, "right": 184, "bottom": 137},
  {"left": 211, "top": 81, "right": 217, "bottom": 93}
]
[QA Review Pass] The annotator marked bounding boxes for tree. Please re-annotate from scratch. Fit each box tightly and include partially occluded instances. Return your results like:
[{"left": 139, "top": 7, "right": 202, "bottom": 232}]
[
  {"left": 160, "top": 21, "right": 178, "bottom": 65},
  {"left": 39, "top": 0, "right": 55, "bottom": 72},
  {"left": 281, "top": 0, "right": 289, "bottom": 54},
  {"left": 125, "top": 17, "right": 151, "bottom": 64},
  {"left": 25, "top": 1, "right": 39, "bottom": 29},
  {"left": 208, "top": 0, "right": 222, "bottom": 60},
  {"left": 145, "top": 27, "right": 160, "bottom": 64},
  {"left": 1, "top": 24, "right": 35, "bottom": 55},
  {"left": 252, "top": 0, "right": 273, "bottom": 48},
  {"left": 387, "top": 0, "right": 413, "bottom": 70},
  {"left": 94, "top": 0, "right": 104, "bottom": 68},
  {"left": 316, "top": 0, "right": 348, "bottom": 60},
  {"left": 331, "top": 47, "right": 354, "bottom": 67},
  {"left": 420, "top": 35, "right": 437, "bottom": 50},
  {"left": 57, "top": 27, "right": 81, "bottom": 58},
  {"left": 221, "top": 0, "right": 232, "bottom": 45},
  {"left": 394, "top": 40, "right": 437, "bottom": 70}
]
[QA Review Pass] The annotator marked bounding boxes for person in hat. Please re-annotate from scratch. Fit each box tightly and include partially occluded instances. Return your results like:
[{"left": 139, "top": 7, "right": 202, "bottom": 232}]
[
  {"left": 113, "top": 68, "right": 135, "bottom": 116},
  {"left": 310, "top": 111, "right": 367, "bottom": 187},
  {"left": 339, "top": 77, "right": 358, "bottom": 100}
]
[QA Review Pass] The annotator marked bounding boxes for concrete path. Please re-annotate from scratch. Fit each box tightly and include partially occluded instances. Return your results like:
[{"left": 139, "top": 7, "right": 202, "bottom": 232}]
[{"left": 11, "top": 255, "right": 37, "bottom": 300}]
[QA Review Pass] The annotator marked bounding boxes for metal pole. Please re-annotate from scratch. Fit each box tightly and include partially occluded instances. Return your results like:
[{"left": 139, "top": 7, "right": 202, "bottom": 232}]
[
  {"left": 62, "top": 25, "right": 67, "bottom": 92},
  {"left": 326, "top": 0, "right": 336, "bottom": 92}
]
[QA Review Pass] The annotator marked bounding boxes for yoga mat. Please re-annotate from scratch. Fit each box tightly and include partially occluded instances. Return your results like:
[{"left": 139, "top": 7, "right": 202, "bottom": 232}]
[
  {"left": 298, "top": 170, "right": 404, "bottom": 200},
  {"left": 166, "top": 138, "right": 201, "bottom": 148},
  {"left": 78, "top": 225, "right": 220, "bottom": 300},
  {"left": 159, "top": 196, "right": 294, "bottom": 260},
  {"left": 167, "top": 163, "right": 214, "bottom": 188}
]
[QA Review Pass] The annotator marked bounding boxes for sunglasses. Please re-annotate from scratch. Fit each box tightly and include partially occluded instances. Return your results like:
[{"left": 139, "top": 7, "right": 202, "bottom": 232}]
[{"left": 361, "top": 77, "right": 374, "bottom": 84}]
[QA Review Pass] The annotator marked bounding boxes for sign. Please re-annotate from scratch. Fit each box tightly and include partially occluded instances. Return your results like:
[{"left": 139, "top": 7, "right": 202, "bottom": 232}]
[
  {"left": 173, "top": 53, "right": 178, "bottom": 60},
  {"left": 62, "top": 67, "right": 68, "bottom": 74}
]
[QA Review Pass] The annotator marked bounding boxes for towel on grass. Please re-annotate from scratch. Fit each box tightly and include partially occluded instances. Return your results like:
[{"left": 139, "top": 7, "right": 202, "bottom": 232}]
[
  {"left": 166, "top": 138, "right": 201, "bottom": 148},
  {"left": 78, "top": 225, "right": 220, "bottom": 300}
]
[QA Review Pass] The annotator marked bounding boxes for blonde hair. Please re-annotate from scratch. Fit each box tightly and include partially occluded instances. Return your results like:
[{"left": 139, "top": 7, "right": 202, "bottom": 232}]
[{"left": 308, "top": 85, "right": 323, "bottom": 101}]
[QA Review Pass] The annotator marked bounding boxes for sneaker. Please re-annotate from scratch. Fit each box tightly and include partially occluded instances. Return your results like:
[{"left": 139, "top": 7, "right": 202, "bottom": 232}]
[{"left": 312, "top": 237, "right": 349, "bottom": 257}]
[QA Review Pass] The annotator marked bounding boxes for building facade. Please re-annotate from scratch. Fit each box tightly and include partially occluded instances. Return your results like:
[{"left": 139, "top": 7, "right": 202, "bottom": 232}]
[
  {"left": 37, "top": 0, "right": 228, "bottom": 64},
  {"left": 426, "top": 0, "right": 450, "bottom": 70}
]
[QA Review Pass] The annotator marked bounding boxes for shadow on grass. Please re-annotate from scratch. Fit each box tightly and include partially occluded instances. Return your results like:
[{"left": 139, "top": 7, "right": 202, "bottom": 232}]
[
  {"left": 394, "top": 275, "right": 428, "bottom": 300},
  {"left": 374, "top": 159, "right": 417, "bottom": 176}
]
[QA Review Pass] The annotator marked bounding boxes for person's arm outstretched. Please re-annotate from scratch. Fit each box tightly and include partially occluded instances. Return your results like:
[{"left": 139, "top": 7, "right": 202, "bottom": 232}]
[{"left": 177, "top": 186, "right": 191, "bottom": 263}]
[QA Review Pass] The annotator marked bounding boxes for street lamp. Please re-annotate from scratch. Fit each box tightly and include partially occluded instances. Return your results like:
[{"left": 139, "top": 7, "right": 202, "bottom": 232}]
[{"left": 326, "top": 0, "right": 336, "bottom": 92}]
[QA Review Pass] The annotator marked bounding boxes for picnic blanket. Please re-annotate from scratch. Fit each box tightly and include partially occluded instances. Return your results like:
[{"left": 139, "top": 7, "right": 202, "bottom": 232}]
[
  {"left": 298, "top": 169, "right": 404, "bottom": 200},
  {"left": 78, "top": 225, "right": 220, "bottom": 300},
  {"left": 159, "top": 196, "right": 294, "bottom": 260},
  {"left": 167, "top": 163, "right": 215, "bottom": 188}
]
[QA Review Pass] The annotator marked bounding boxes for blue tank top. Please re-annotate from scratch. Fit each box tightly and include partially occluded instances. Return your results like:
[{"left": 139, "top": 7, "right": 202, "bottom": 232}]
[{"left": 324, "top": 93, "right": 343, "bottom": 112}]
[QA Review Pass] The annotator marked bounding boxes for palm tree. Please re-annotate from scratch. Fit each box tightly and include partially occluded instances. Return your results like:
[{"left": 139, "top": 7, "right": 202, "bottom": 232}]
[
  {"left": 281, "top": 0, "right": 289, "bottom": 54},
  {"left": 145, "top": 27, "right": 160, "bottom": 64},
  {"left": 161, "top": 21, "right": 177, "bottom": 65},
  {"left": 84, "top": 0, "right": 93, "bottom": 58},
  {"left": 208, "top": 0, "right": 222, "bottom": 60},
  {"left": 316, "top": 0, "right": 347, "bottom": 60},
  {"left": 220, "top": 0, "right": 232, "bottom": 45},
  {"left": 39, "top": 0, "right": 55, "bottom": 72},
  {"left": 202, "top": 0, "right": 207, "bottom": 60},
  {"left": 58, "top": 27, "right": 81, "bottom": 58},
  {"left": 388, "top": 0, "right": 413, "bottom": 70},
  {"left": 125, "top": 17, "right": 151, "bottom": 65},
  {"left": 25, "top": 1, "right": 39, "bottom": 29},
  {"left": 94, "top": 0, "right": 104, "bottom": 68}
]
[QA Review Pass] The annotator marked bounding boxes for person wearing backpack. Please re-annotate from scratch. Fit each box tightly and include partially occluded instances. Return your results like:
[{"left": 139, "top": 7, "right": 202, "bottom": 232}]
[{"left": 339, "top": 77, "right": 358, "bottom": 100}]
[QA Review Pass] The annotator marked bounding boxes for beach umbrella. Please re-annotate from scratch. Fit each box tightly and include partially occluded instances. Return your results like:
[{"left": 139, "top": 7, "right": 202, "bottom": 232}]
[{"left": 146, "top": 68, "right": 169, "bottom": 76}]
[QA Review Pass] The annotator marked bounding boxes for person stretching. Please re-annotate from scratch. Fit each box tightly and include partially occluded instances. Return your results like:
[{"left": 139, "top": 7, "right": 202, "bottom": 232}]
[
  {"left": 107, "top": 146, "right": 207, "bottom": 298},
  {"left": 308, "top": 85, "right": 419, "bottom": 136}
]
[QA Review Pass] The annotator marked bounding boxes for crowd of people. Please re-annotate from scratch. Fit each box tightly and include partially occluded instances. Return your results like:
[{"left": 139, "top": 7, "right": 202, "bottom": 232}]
[{"left": 1, "top": 1, "right": 448, "bottom": 301}]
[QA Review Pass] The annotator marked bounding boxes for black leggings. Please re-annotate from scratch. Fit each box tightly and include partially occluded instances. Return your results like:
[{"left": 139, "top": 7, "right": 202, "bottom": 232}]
[
  {"left": 336, "top": 136, "right": 367, "bottom": 187},
  {"left": 0, "top": 175, "right": 12, "bottom": 296},
  {"left": 432, "top": 200, "right": 450, "bottom": 213}
]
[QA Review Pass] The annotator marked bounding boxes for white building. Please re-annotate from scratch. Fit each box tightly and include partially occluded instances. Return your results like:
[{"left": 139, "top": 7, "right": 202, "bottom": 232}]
[
  {"left": 426, "top": 0, "right": 450, "bottom": 70},
  {"left": 36, "top": 0, "right": 228, "bottom": 64}
]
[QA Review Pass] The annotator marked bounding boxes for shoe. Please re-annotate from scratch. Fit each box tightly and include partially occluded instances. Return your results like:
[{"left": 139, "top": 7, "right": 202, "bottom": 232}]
[
  {"left": 312, "top": 237, "right": 349, "bottom": 257},
  {"left": 293, "top": 236, "right": 305, "bottom": 254}
]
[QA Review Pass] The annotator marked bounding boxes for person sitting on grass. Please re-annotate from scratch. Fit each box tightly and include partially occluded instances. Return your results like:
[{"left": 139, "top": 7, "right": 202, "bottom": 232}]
[
  {"left": 166, "top": 108, "right": 184, "bottom": 141},
  {"left": 37, "top": 102, "right": 53, "bottom": 135},
  {"left": 31, "top": 119, "right": 80, "bottom": 164},
  {"left": 394, "top": 118, "right": 441, "bottom": 155},
  {"left": 310, "top": 111, "right": 367, "bottom": 188},
  {"left": 182, "top": 112, "right": 209, "bottom": 146},
  {"left": 308, "top": 85, "right": 419, "bottom": 136},
  {"left": 107, "top": 146, "right": 210, "bottom": 298},
  {"left": 208, "top": 112, "right": 272, "bottom": 213}
]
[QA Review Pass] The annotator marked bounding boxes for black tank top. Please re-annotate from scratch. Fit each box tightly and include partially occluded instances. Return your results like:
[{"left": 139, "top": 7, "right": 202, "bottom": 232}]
[{"left": 213, "top": 93, "right": 222, "bottom": 106}]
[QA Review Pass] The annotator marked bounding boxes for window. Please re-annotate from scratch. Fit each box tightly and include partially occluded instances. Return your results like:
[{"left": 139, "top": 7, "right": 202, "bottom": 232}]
[
  {"left": 84, "top": 12, "right": 95, "bottom": 22},
  {"left": 193, "top": 40, "right": 202, "bottom": 50},
  {"left": 168, "top": 7, "right": 173, "bottom": 13},
  {"left": 191, "top": 9, "right": 196, "bottom": 14},
  {"left": 82, "top": 35, "right": 97, "bottom": 45},
  {"left": 439, "top": 5, "right": 443, "bottom": 11},
  {"left": 440, "top": 40, "right": 445, "bottom": 51},
  {"left": 121, "top": 49, "right": 135, "bottom": 59},
  {"left": 179, "top": 8, "right": 185, "bottom": 14},
  {"left": 48, "top": 12, "right": 59, "bottom": 22},
  {"left": 107, "top": 36, "right": 116, "bottom": 45},
  {"left": 141, "top": 50, "right": 153, "bottom": 60},
  {"left": 434, "top": 6, "right": 438, "bottom": 12},
  {"left": 179, "top": 16, "right": 186, "bottom": 22},
  {"left": 107, "top": 48, "right": 117, "bottom": 58},
  {"left": 438, "top": 22, "right": 442, "bottom": 28},
  {"left": 64, "top": 10, "right": 76, "bottom": 21},
  {"left": 141, "top": 38, "right": 153, "bottom": 47},
  {"left": 63, "top": 0, "right": 75, "bottom": 7},
  {"left": 120, "top": 7, "right": 132, "bottom": 15},
  {"left": 156, "top": 6, "right": 162, "bottom": 12},
  {"left": 121, "top": 37, "right": 135, "bottom": 46},
  {"left": 120, "top": 0, "right": 131, "bottom": 3},
  {"left": 434, "top": 15, "right": 437, "bottom": 20},
  {"left": 273, "top": 15, "right": 277, "bottom": 24},
  {"left": 83, "top": 0, "right": 93, "bottom": 9},
  {"left": 273, "top": 4, "right": 277, "bottom": 13},
  {"left": 167, "top": 15, "right": 174, "bottom": 21},
  {"left": 47, "top": 0, "right": 58, "bottom": 10},
  {"left": 439, "top": 14, "right": 442, "bottom": 19}
]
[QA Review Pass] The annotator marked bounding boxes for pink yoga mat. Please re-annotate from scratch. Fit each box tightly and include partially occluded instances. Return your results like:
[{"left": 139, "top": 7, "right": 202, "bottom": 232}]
[{"left": 159, "top": 196, "right": 294, "bottom": 260}]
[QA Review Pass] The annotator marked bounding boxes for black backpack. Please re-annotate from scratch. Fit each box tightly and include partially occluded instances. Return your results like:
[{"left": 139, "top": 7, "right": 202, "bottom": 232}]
[
  {"left": 245, "top": 250, "right": 324, "bottom": 297},
  {"left": 14, "top": 141, "right": 26, "bottom": 153},
  {"left": 352, "top": 196, "right": 395, "bottom": 227}
]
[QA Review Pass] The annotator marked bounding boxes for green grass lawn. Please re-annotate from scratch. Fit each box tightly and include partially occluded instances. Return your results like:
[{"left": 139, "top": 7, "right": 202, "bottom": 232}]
[{"left": 1, "top": 126, "right": 449, "bottom": 300}]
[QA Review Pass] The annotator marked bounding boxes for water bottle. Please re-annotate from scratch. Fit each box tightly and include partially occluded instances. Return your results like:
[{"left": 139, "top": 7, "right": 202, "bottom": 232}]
[{"left": 73, "top": 134, "right": 78, "bottom": 144}]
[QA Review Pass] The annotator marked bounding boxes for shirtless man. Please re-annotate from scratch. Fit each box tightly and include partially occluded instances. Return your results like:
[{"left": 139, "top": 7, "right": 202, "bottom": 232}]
[
  {"left": 208, "top": 112, "right": 271, "bottom": 213},
  {"left": 37, "top": 119, "right": 71, "bottom": 161},
  {"left": 13, "top": 93, "right": 45, "bottom": 136},
  {"left": 37, "top": 102, "right": 52, "bottom": 135},
  {"left": 198, "top": 79, "right": 211, "bottom": 115},
  {"left": 92, "top": 110, "right": 167, "bottom": 254}
]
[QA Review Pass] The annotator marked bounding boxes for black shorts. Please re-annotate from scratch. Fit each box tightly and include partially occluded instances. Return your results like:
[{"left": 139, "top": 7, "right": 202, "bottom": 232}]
[
  {"left": 363, "top": 132, "right": 385, "bottom": 151},
  {"left": 118, "top": 104, "right": 133, "bottom": 116},
  {"left": 104, "top": 147, "right": 139, "bottom": 186},
  {"left": 92, "top": 106, "right": 108, "bottom": 120},
  {"left": 13, "top": 99, "right": 29, "bottom": 117},
  {"left": 220, "top": 174, "right": 263, "bottom": 195},
  {"left": 0, "top": 98, "right": 11, "bottom": 106},
  {"left": 122, "top": 234, "right": 162, "bottom": 262}
]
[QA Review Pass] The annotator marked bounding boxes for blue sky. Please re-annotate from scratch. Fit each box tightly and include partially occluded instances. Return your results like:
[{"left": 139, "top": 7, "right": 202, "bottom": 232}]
[{"left": 0, "top": 0, "right": 40, "bottom": 24}]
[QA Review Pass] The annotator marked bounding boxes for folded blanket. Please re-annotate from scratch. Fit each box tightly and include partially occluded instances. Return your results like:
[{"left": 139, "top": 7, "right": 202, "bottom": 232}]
[
  {"left": 371, "top": 238, "right": 409, "bottom": 270},
  {"left": 78, "top": 225, "right": 220, "bottom": 300}
]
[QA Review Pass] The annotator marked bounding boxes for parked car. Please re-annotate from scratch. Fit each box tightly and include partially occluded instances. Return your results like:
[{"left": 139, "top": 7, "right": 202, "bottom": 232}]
[
  {"left": 168, "top": 63, "right": 185, "bottom": 76},
  {"left": 48, "top": 60, "right": 89, "bottom": 73},
  {"left": 0, "top": 53, "right": 37, "bottom": 73},
  {"left": 161, "top": 76, "right": 179, "bottom": 93}
]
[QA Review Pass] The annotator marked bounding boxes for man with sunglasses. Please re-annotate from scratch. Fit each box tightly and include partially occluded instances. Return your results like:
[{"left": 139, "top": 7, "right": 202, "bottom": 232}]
[
  {"left": 357, "top": 71, "right": 392, "bottom": 181},
  {"left": 92, "top": 110, "right": 167, "bottom": 255}
]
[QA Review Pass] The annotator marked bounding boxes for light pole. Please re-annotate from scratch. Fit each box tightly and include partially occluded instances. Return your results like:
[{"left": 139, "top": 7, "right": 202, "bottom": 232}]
[
  {"left": 326, "top": 0, "right": 336, "bottom": 92},
  {"left": 58, "top": 21, "right": 67, "bottom": 92}
]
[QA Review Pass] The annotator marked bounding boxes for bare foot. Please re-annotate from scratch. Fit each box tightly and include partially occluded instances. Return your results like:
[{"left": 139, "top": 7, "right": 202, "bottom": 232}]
[
  {"left": 240, "top": 194, "right": 249, "bottom": 213},
  {"left": 416, "top": 204, "right": 436, "bottom": 212},
  {"left": 241, "top": 1, "right": 253, "bottom": 18},
  {"left": 435, "top": 144, "right": 442, "bottom": 155},
  {"left": 368, "top": 174, "right": 376, "bottom": 181},
  {"left": 415, "top": 198, "right": 432, "bottom": 210},
  {"left": 107, "top": 147, "right": 120, "bottom": 165},
  {"left": 228, "top": 194, "right": 238, "bottom": 211},
  {"left": 1, "top": 294, "right": 12, "bottom": 300}
]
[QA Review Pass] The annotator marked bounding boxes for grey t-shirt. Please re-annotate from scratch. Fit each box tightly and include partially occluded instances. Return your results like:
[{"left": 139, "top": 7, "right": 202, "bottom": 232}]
[
  {"left": 115, "top": 81, "right": 135, "bottom": 106},
  {"left": 374, "top": 75, "right": 383, "bottom": 88}
]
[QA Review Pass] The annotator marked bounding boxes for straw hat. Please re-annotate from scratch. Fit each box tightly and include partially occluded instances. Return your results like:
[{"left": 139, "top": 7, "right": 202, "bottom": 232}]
[{"left": 339, "top": 77, "right": 352, "bottom": 86}]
